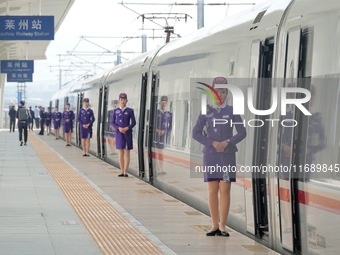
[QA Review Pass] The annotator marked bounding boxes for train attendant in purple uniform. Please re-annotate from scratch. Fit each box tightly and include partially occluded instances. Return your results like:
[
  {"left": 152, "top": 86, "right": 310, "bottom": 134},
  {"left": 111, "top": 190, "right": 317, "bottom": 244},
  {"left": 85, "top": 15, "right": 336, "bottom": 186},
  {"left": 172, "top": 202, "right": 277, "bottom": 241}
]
[
  {"left": 44, "top": 107, "right": 52, "bottom": 135},
  {"left": 78, "top": 98, "right": 95, "bottom": 157},
  {"left": 52, "top": 107, "right": 62, "bottom": 140},
  {"left": 63, "top": 103, "right": 75, "bottom": 146},
  {"left": 192, "top": 77, "right": 246, "bottom": 237},
  {"left": 111, "top": 93, "right": 136, "bottom": 177}
]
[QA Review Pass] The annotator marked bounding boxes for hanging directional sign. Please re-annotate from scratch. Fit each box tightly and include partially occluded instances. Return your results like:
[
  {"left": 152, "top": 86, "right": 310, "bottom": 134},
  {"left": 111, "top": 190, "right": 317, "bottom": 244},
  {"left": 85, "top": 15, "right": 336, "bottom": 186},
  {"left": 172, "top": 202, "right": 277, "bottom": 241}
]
[
  {"left": 1, "top": 60, "right": 34, "bottom": 73},
  {"left": 0, "top": 16, "right": 54, "bottom": 40},
  {"left": 7, "top": 72, "right": 33, "bottom": 82}
]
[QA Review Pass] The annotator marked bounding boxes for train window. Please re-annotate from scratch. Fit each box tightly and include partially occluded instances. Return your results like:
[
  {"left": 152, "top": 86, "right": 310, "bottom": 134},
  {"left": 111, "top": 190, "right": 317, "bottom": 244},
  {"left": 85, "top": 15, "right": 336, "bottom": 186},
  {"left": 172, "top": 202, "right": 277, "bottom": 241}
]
[
  {"left": 174, "top": 100, "right": 181, "bottom": 148},
  {"left": 173, "top": 100, "right": 188, "bottom": 149},
  {"left": 169, "top": 101, "right": 173, "bottom": 145},
  {"left": 153, "top": 102, "right": 160, "bottom": 146},
  {"left": 182, "top": 100, "right": 189, "bottom": 148},
  {"left": 301, "top": 28, "right": 314, "bottom": 78}
]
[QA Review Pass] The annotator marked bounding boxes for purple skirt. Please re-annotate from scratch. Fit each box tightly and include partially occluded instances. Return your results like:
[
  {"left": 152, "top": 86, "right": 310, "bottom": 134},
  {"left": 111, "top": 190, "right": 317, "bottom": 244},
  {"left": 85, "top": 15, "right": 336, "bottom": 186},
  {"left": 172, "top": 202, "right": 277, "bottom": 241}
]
[
  {"left": 115, "top": 131, "right": 133, "bottom": 150},
  {"left": 64, "top": 123, "right": 73, "bottom": 133},
  {"left": 203, "top": 153, "right": 236, "bottom": 182},
  {"left": 53, "top": 121, "right": 61, "bottom": 129},
  {"left": 80, "top": 127, "right": 92, "bottom": 139}
]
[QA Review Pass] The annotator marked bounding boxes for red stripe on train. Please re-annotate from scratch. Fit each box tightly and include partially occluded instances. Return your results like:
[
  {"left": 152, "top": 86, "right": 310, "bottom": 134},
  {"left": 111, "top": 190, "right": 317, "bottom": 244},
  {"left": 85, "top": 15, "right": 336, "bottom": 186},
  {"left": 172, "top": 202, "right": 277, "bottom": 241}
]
[{"left": 103, "top": 137, "right": 340, "bottom": 214}]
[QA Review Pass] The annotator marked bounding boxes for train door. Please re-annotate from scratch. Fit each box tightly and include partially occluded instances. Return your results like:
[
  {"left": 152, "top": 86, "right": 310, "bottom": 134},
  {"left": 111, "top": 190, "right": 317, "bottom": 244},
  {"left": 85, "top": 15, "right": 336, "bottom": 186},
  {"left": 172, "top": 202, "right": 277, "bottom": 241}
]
[
  {"left": 96, "top": 86, "right": 104, "bottom": 158},
  {"left": 277, "top": 26, "right": 302, "bottom": 253},
  {"left": 99, "top": 85, "right": 108, "bottom": 159},
  {"left": 245, "top": 38, "right": 273, "bottom": 237},
  {"left": 146, "top": 72, "right": 158, "bottom": 183},
  {"left": 55, "top": 99, "right": 59, "bottom": 109},
  {"left": 244, "top": 41, "right": 260, "bottom": 235},
  {"left": 76, "top": 92, "right": 84, "bottom": 147},
  {"left": 138, "top": 73, "right": 148, "bottom": 177},
  {"left": 254, "top": 38, "right": 274, "bottom": 238},
  {"left": 60, "top": 96, "right": 68, "bottom": 140}
]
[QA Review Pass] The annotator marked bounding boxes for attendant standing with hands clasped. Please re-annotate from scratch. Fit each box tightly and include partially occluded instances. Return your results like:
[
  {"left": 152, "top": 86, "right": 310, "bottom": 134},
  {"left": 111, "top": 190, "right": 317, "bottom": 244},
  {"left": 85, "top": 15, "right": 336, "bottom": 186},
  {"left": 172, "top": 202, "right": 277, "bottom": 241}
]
[
  {"left": 111, "top": 93, "right": 136, "bottom": 177},
  {"left": 52, "top": 107, "right": 62, "bottom": 139},
  {"left": 193, "top": 77, "right": 246, "bottom": 237},
  {"left": 78, "top": 98, "right": 95, "bottom": 156},
  {"left": 63, "top": 103, "right": 75, "bottom": 146}
]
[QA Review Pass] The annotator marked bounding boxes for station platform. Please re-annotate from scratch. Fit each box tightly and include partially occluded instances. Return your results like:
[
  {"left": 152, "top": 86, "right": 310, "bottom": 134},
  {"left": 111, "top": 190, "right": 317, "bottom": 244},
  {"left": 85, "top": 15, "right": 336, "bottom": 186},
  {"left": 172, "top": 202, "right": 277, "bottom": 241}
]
[{"left": 0, "top": 129, "right": 279, "bottom": 255}]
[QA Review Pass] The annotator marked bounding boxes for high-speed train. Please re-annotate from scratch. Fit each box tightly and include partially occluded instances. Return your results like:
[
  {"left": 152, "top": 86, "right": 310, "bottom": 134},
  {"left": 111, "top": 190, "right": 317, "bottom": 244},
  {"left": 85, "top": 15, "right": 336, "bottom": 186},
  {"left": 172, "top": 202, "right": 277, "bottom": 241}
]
[{"left": 50, "top": 0, "right": 340, "bottom": 254}]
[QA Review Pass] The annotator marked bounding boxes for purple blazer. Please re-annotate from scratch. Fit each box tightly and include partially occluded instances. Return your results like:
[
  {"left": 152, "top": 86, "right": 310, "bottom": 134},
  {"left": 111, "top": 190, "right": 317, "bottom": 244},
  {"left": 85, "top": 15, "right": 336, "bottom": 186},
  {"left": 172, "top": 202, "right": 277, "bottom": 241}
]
[
  {"left": 192, "top": 104, "right": 246, "bottom": 154},
  {"left": 111, "top": 107, "right": 136, "bottom": 132}
]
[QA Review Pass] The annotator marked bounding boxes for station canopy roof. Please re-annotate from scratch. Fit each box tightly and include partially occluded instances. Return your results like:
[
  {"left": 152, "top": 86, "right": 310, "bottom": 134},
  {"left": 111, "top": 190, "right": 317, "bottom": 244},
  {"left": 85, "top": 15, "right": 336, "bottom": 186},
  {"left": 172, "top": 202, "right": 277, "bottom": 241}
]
[{"left": 0, "top": 0, "right": 75, "bottom": 60}]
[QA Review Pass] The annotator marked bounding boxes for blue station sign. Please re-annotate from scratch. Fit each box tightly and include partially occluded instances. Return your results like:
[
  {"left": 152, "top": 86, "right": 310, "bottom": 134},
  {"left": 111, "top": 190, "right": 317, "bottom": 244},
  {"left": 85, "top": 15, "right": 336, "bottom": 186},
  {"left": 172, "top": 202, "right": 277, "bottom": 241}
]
[
  {"left": 1, "top": 60, "right": 34, "bottom": 73},
  {"left": 0, "top": 16, "right": 54, "bottom": 40},
  {"left": 7, "top": 72, "right": 33, "bottom": 82}
]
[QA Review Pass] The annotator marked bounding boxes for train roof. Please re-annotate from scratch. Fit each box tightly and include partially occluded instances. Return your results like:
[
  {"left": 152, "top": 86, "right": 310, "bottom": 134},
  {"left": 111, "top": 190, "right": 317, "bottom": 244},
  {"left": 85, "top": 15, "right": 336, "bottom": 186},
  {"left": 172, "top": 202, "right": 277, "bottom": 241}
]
[
  {"left": 51, "top": 0, "right": 293, "bottom": 99},
  {"left": 103, "top": 48, "right": 161, "bottom": 85},
  {"left": 152, "top": 0, "right": 292, "bottom": 67}
]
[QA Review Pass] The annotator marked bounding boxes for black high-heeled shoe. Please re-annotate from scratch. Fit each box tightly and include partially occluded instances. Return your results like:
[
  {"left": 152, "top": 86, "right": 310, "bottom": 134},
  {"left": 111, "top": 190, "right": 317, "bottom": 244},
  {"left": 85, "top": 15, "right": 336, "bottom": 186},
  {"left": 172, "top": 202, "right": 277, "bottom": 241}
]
[
  {"left": 217, "top": 230, "right": 230, "bottom": 237},
  {"left": 206, "top": 228, "right": 221, "bottom": 236}
]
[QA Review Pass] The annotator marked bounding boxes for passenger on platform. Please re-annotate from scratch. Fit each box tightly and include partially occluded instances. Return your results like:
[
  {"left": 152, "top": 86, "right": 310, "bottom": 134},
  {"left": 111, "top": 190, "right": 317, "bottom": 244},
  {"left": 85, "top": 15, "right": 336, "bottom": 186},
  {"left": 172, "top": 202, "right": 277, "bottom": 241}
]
[
  {"left": 28, "top": 106, "right": 35, "bottom": 131},
  {"left": 39, "top": 107, "right": 45, "bottom": 135},
  {"left": 78, "top": 98, "right": 95, "bottom": 156},
  {"left": 34, "top": 105, "right": 40, "bottom": 129},
  {"left": 52, "top": 107, "right": 62, "bottom": 140},
  {"left": 63, "top": 103, "right": 75, "bottom": 146},
  {"left": 111, "top": 93, "right": 136, "bottom": 177},
  {"left": 44, "top": 107, "right": 52, "bottom": 135},
  {"left": 8, "top": 105, "right": 16, "bottom": 132},
  {"left": 155, "top": 95, "right": 172, "bottom": 175},
  {"left": 16, "top": 100, "right": 30, "bottom": 146},
  {"left": 192, "top": 77, "right": 246, "bottom": 237}
]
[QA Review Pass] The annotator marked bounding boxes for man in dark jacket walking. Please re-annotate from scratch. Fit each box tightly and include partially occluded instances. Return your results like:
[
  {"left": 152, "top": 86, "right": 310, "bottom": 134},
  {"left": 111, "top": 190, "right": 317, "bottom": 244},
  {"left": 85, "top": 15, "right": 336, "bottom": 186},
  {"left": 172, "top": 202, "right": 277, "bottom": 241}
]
[{"left": 17, "top": 101, "right": 29, "bottom": 146}]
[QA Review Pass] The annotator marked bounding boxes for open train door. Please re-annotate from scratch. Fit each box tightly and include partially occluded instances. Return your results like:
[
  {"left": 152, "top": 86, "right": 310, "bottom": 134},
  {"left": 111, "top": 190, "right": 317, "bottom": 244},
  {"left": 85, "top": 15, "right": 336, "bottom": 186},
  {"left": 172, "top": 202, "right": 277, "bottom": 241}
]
[
  {"left": 245, "top": 38, "right": 274, "bottom": 239},
  {"left": 146, "top": 72, "right": 159, "bottom": 183},
  {"left": 277, "top": 26, "right": 303, "bottom": 253},
  {"left": 76, "top": 92, "right": 84, "bottom": 147},
  {"left": 96, "top": 86, "right": 106, "bottom": 158},
  {"left": 137, "top": 73, "right": 148, "bottom": 178},
  {"left": 99, "top": 85, "right": 108, "bottom": 159}
]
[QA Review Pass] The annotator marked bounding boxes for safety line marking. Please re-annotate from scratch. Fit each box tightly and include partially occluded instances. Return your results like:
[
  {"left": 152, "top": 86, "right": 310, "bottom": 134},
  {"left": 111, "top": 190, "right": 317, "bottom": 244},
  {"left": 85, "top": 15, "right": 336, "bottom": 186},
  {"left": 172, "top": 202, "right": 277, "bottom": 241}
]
[{"left": 30, "top": 134, "right": 164, "bottom": 255}]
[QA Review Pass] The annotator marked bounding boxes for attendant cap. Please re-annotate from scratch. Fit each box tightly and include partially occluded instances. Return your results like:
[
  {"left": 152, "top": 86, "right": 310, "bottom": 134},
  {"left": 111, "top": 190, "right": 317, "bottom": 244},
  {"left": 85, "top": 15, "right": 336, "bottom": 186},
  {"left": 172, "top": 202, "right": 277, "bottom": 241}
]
[
  {"left": 119, "top": 93, "right": 127, "bottom": 99},
  {"left": 212, "top": 77, "right": 228, "bottom": 88},
  {"left": 160, "top": 95, "right": 168, "bottom": 102}
]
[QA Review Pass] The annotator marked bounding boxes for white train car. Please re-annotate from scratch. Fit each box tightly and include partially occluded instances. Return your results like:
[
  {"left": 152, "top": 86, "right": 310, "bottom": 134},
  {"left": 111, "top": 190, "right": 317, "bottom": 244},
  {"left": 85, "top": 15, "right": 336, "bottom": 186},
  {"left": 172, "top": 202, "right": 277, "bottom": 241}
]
[{"left": 51, "top": 0, "right": 340, "bottom": 254}]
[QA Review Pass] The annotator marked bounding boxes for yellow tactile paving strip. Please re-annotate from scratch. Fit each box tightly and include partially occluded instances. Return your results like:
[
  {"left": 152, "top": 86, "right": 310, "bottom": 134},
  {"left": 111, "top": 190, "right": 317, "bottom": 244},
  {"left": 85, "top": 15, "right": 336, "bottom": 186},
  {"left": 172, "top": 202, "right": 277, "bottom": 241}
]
[{"left": 29, "top": 134, "right": 164, "bottom": 255}]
